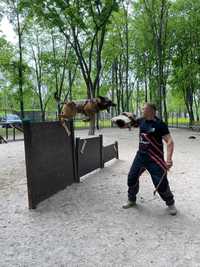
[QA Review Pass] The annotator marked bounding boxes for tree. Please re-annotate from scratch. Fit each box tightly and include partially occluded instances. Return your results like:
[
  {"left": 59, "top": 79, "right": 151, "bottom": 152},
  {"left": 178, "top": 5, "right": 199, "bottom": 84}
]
[
  {"left": 170, "top": 0, "right": 200, "bottom": 125},
  {"left": 1, "top": 0, "right": 30, "bottom": 118},
  {"left": 21, "top": 0, "right": 119, "bottom": 134}
]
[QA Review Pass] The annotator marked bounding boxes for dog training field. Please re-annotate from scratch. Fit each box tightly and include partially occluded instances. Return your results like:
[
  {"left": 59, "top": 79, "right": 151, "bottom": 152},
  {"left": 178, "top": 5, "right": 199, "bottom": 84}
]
[{"left": 0, "top": 127, "right": 200, "bottom": 267}]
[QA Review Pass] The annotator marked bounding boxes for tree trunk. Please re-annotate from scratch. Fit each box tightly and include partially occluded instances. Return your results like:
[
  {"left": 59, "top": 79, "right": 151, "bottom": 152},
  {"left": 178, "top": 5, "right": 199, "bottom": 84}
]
[
  {"left": 69, "top": 69, "right": 72, "bottom": 101},
  {"left": 185, "top": 88, "right": 195, "bottom": 126},
  {"left": 144, "top": 54, "right": 148, "bottom": 102},
  {"left": 124, "top": 5, "right": 129, "bottom": 111},
  {"left": 136, "top": 80, "right": 140, "bottom": 117},
  {"left": 119, "top": 55, "right": 124, "bottom": 112},
  {"left": 41, "top": 110, "right": 45, "bottom": 122},
  {"left": 194, "top": 94, "right": 200, "bottom": 121},
  {"left": 17, "top": 14, "right": 24, "bottom": 119},
  {"left": 157, "top": 42, "right": 163, "bottom": 119},
  {"left": 163, "top": 85, "right": 168, "bottom": 123},
  {"left": 96, "top": 76, "right": 100, "bottom": 130},
  {"left": 88, "top": 114, "right": 96, "bottom": 135},
  {"left": 111, "top": 62, "right": 115, "bottom": 118},
  {"left": 114, "top": 59, "right": 120, "bottom": 115}
]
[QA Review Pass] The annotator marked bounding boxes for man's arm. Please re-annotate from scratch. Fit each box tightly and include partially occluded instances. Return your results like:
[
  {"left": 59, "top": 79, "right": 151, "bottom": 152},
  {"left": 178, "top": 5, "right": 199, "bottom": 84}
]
[{"left": 163, "top": 134, "right": 174, "bottom": 169}]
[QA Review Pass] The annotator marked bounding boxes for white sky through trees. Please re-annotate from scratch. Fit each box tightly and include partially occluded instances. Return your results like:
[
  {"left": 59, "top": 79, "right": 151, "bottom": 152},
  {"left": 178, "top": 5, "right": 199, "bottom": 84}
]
[{"left": 0, "top": 16, "right": 16, "bottom": 44}]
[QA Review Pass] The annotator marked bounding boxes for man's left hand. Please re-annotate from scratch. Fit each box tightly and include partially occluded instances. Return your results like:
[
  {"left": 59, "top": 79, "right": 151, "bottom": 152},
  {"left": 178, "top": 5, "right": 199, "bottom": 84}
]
[{"left": 166, "top": 159, "right": 173, "bottom": 170}]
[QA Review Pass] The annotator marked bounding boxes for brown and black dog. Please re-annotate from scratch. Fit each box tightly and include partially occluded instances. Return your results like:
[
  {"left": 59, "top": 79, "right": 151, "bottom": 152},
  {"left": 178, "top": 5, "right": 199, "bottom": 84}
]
[{"left": 59, "top": 96, "right": 116, "bottom": 135}]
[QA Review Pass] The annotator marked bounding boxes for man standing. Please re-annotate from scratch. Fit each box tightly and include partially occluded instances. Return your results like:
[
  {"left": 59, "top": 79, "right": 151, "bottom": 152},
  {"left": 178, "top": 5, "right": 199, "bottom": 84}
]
[{"left": 122, "top": 103, "right": 177, "bottom": 215}]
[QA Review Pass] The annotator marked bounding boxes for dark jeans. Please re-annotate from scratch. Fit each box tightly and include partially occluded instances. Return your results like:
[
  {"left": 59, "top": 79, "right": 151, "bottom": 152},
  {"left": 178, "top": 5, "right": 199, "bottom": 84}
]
[{"left": 127, "top": 151, "right": 174, "bottom": 206}]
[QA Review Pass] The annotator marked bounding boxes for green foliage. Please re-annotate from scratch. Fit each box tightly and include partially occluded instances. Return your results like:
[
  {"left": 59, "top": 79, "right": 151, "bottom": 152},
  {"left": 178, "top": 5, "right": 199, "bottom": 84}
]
[{"left": 0, "top": 0, "right": 199, "bottom": 123}]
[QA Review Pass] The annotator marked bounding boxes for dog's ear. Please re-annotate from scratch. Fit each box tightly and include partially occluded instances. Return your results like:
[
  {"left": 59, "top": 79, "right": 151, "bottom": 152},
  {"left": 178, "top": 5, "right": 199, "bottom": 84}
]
[
  {"left": 97, "top": 96, "right": 106, "bottom": 102},
  {"left": 97, "top": 96, "right": 102, "bottom": 103}
]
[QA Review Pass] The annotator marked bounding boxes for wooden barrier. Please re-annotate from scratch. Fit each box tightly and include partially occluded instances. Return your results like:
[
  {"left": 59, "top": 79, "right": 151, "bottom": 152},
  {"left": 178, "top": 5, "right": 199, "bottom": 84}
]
[
  {"left": 76, "top": 135, "right": 103, "bottom": 181},
  {"left": 23, "top": 120, "right": 77, "bottom": 209},
  {"left": 23, "top": 121, "right": 119, "bottom": 209},
  {"left": 76, "top": 135, "right": 119, "bottom": 180},
  {"left": 103, "top": 141, "right": 119, "bottom": 165}
]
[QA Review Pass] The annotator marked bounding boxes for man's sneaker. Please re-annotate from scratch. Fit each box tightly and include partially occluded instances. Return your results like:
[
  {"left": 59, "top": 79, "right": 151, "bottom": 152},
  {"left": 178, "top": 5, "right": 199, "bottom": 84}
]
[
  {"left": 122, "top": 200, "right": 136, "bottom": 209},
  {"left": 168, "top": 204, "right": 177, "bottom": 216}
]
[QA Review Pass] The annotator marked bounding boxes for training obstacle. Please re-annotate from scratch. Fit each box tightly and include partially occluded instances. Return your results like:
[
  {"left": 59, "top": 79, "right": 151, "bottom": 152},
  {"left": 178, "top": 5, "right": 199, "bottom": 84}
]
[{"left": 23, "top": 121, "right": 119, "bottom": 209}]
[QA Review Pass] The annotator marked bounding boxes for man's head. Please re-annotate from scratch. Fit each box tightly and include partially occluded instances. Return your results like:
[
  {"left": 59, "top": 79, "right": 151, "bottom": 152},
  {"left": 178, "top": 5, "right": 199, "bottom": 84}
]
[{"left": 142, "top": 103, "right": 157, "bottom": 119}]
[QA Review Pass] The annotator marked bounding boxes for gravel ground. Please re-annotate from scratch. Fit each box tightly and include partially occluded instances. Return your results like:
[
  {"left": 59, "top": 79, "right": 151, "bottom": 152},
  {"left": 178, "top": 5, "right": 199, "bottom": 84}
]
[{"left": 0, "top": 127, "right": 200, "bottom": 267}]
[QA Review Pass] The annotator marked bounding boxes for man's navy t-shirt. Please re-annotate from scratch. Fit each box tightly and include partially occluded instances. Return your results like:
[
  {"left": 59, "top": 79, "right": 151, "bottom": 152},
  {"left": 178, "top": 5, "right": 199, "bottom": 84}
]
[{"left": 135, "top": 117, "right": 170, "bottom": 155}]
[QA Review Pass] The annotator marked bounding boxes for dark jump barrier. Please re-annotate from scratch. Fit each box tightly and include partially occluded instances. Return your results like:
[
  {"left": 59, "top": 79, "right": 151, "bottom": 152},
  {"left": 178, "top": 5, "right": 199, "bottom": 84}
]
[
  {"left": 23, "top": 121, "right": 77, "bottom": 209},
  {"left": 76, "top": 135, "right": 103, "bottom": 181},
  {"left": 103, "top": 141, "right": 119, "bottom": 165},
  {"left": 76, "top": 135, "right": 119, "bottom": 181},
  {"left": 23, "top": 121, "right": 118, "bottom": 209}
]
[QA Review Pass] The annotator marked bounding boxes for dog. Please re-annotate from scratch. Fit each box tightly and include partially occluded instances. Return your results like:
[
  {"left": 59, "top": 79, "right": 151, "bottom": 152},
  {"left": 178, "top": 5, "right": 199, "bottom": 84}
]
[
  {"left": 60, "top": 96, "right": 116, "bottom": 119},
  {"left": 111, "top": 112, "right": 137, "bottom": 129},
  {"left": 59, "top": 96, "right": 116, "bottom": 135}
]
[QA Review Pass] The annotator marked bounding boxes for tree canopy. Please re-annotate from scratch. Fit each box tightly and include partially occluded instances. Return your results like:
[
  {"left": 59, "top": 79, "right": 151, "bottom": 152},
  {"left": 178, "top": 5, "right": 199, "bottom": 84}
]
[{"left": 0, "top": 0, "right": 199, "bottom": 125}]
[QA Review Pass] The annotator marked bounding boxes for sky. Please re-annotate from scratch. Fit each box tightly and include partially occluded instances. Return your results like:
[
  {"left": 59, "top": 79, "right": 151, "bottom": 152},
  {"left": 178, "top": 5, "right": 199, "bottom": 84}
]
[
  {"left": 0, "top": 16, "right": 17, "bottom": 44},
  {"left": 0, "top": 2, "right": 133, "bottom": 45}
]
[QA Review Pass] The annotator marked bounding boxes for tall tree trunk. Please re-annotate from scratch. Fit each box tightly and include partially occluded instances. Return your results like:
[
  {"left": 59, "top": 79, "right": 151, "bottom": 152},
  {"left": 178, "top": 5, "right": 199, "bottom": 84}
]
[
  {"left": 157, "top": 41, "right": 163, "bottom": 119},
  {"left": 119, "top": 55, "right": 124, "bottom": 111},
  {"left": 144, "top": 54, "right": 148, "bottom": 102},
  {"left": 184, "top": 88, "right": 195, "bottom": 126},
  {"left": 96, "top": 75, "right": 100, "bottom": 130},
  {"left": 41, "top": 110, "right": 45, "bottom": 122},
  {"left": 96, "top": 36, "right": 100, "bottom": 130},
  {"left": 163, "top": 85, "right": 168, "bottom": 123},
  {"left": 114, "top": 59, "right": 120, "bottom": 115},
  {"left": 148, "top": 66, "right": 153, "bottom": 102},
  {"left": 124, "top": 5, "right": 129, "bottom": 111},
  {"left": 69, "top": 69, "right": 72, "bottom": 101},
  {"left": 136, "top": 80, "right": 140, "bottom": 117},
  {"left": 17, "top": 13, "right": 24, "bottom": 119},
  {"left": 111, "top": 62, "right": 115, "bottom": 118},
  {"left": 194, "top": 94, "right": 199, "bottom": 121},
  {"left": 88, "top": 115, "right": 96, "bottom": 135}
]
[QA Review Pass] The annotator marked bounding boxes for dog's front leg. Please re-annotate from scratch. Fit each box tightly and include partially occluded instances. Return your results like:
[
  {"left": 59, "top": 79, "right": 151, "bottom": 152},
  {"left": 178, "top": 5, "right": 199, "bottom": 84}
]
[
  {"left": 62, "top": 121, "right": 71, "bottom": 136},
  {"left": 60, "top": 118, "right": 71, "bottom": 136}
]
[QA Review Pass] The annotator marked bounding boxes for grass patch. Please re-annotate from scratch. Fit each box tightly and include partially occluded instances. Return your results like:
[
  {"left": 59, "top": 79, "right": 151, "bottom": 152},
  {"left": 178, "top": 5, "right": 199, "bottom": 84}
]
[
  {"left": 168, "top": 117, "right": 189, "bottom": 125},
  {"left": 168, "top": 117, "right": 200, "bottom": 125},
  {"left": 74, "top": 119, "right": 112, "bottom": 129}
]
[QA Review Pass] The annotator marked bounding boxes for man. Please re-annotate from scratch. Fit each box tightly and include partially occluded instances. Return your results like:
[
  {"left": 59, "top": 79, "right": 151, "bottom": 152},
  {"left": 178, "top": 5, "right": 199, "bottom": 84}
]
[{"left": 122, "top": 103, "right": 177, "bottom": 215}]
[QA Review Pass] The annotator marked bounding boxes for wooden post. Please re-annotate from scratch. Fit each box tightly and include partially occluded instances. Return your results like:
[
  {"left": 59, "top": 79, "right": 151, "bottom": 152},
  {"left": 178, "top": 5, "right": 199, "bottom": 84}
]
[
  {"left": 99, "top": 134, "right": 104, "bottom": 168},
  {"left": 13, "top": 126, "right": 15, "bottom": 141},
  {"left": 115, "top": 141, "right": 119, "bottom": 159},
  {"left": 75, "top": 137, "right": 80, "bottom": 183},
  {"left": 6, "top": 126, "right": 8, "bottom": 140},
  {"left": 71, "top": 120, "right": 79, "bottom": 183},
  {"left": 23, "top": 120, "right": 35, "bottom": 209}
]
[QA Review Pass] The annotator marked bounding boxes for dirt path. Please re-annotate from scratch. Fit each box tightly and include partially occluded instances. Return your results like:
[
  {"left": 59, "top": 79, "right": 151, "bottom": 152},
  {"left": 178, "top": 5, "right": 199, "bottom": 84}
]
[{"left": 0, "top": 128, "right": 200, "bottom": 267}]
